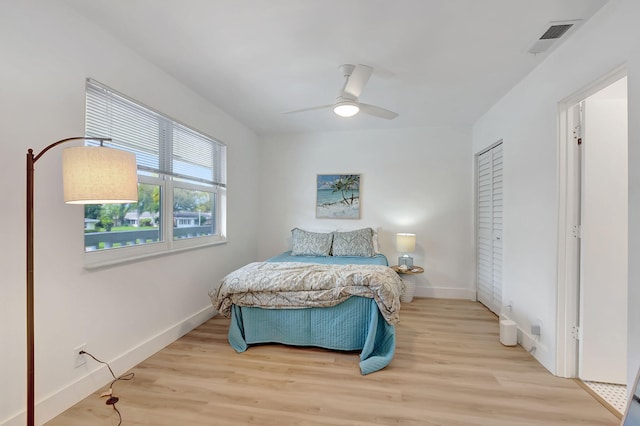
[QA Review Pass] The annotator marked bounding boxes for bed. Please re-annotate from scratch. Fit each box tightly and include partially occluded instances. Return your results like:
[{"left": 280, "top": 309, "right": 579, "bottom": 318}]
[{"left": 209, "top": 227, "right": 405, "bottom": 375}]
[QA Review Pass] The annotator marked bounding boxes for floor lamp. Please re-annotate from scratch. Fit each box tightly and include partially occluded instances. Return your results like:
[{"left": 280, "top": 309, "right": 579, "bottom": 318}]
[{"left": 26, "top": 137, "right": 138, "bottom": 426}]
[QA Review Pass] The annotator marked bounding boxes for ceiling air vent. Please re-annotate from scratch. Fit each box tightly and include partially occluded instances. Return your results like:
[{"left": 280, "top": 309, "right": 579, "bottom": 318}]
[
  {"left": 540, "top": 24, "right": 574, "bottom": 40},
  {"left": 527, "top": 20, "right": 582, "bottom": 54}
]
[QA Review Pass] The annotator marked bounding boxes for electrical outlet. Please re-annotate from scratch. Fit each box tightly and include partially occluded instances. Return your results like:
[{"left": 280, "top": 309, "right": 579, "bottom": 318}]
[
  {"left": 74, "top": 344, "right": 87, "bottom": 368},
  {"left": 531, "top": 318, "right": 542, "bottom": 337}
]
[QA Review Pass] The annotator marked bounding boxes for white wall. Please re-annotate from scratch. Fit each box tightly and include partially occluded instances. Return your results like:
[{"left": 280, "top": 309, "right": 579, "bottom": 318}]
[
  {"left": 472, "top": 0, "right": 640, "bottom": 379},
  {"left": 258, "top": 127, "right": 475, "bottom": 300},
  {"left": 0, "top": 1, "right": 260, "bottom": 424}
]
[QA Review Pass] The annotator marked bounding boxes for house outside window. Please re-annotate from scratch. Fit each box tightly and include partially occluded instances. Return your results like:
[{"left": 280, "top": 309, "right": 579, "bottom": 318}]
[{"left": 83, "top": 79, "right": 226, "bottom": 267}]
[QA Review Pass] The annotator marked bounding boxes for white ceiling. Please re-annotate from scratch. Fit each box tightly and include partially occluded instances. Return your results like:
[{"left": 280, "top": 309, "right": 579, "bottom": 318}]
[{"left": 64, "top": 0, "right": 609, "bottom": 136}]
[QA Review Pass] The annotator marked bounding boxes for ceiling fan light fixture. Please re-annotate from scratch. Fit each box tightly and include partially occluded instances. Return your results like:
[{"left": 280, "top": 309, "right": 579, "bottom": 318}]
[
  {"left": 284, "top": 64, "right": 397, "bottom": 120},
  {"left": 333, "top": 101, "right": 359, "bottom": 118}
]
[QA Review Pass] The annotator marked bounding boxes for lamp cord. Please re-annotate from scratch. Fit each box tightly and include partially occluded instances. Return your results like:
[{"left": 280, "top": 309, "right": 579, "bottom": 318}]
[{"left": 80, "top": 350, "right": 134, "bottom": 425}]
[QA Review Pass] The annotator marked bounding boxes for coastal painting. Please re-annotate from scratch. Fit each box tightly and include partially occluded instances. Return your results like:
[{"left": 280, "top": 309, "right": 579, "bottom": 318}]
[{"left": 316, "top": 174, "right": 361, "bottom": 219}]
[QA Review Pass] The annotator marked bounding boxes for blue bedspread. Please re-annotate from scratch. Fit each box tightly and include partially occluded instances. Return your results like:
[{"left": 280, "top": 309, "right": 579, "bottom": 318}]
[{"left": 226, "top": 252, "right": 397, "bottom": 375}]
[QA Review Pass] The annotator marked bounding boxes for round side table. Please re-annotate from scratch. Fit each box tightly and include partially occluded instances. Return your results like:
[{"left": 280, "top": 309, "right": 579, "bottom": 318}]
[{"left": 390, "top": 265, "right": 424, "bottom": 302}]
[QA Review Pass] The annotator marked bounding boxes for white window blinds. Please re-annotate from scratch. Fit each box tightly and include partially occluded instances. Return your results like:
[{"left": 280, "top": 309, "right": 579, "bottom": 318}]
[{"left": 85, "top": 79, "right": 226, "bottom": 187}]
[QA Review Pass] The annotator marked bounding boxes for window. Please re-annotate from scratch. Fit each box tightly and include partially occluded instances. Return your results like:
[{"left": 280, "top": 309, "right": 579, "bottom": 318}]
[{"left": 83, "top": 79, "right": 226, "bottom": 267}]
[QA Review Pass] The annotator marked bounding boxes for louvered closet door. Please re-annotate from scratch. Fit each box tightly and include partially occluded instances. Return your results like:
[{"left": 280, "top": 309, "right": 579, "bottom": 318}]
[{"left": 476, "top": 143, "right": 503, "bottom": 314}]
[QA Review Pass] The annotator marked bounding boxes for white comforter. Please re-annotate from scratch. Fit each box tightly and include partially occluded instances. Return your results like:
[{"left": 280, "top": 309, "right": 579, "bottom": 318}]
[{"left": 210, "top": 262, "right": 405, "bottom": 324}]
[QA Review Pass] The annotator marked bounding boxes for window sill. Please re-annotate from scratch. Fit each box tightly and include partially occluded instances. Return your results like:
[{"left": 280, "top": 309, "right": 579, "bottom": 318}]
[{"left": 83, "top": 238, "right": 227, "bottom": 270}]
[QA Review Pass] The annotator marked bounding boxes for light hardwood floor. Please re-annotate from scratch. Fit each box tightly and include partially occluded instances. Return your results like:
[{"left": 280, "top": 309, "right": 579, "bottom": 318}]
[{"left": 47, "top": 299, "right": 618, "bottom": 425}]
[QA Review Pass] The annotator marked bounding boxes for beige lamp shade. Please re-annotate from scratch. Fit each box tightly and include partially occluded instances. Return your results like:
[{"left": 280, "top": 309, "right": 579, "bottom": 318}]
[
  {"left": 396, "top": 233, "right": 416, "bottom": 253},
  {"left": 62, "top": 146, "right": 138, "bottom": 204}
]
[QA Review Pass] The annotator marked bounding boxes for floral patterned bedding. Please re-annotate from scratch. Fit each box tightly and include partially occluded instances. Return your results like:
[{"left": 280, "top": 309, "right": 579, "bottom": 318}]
[{"left": 211, "top": 261, "right": 405, "bottom": 324}]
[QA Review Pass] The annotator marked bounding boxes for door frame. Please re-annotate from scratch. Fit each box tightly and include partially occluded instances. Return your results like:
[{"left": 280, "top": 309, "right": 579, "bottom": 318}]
[{"left": 556, "top": 65, "right": 627, "bottom": 378}]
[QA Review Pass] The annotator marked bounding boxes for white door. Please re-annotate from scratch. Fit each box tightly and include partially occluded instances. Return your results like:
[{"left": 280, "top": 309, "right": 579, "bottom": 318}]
[
  {"left": 476, "top": 143, "right": 503, "bottom": 314},
  {"left": 578, "top": 77, "right": 628, "bottom": 384}
]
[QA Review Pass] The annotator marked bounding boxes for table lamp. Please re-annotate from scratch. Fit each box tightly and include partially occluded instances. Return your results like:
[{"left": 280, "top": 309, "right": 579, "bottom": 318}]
[{"left": 396, "top": 233, "right": 416, "bottom": 268}]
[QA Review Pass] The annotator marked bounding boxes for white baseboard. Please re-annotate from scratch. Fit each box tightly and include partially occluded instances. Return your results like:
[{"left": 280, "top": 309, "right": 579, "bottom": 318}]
[
  {"left": 518, "top": 327, "right": 550, "bottom": 369},
  {"left": 413, "top": 285, "right": 475, "bottom": 300},
  {"left": 497, "top": 314, "right": 551, "bottom": 373},
  {"left": 1, "top": 306, "right": 216, "bottom": 426}
]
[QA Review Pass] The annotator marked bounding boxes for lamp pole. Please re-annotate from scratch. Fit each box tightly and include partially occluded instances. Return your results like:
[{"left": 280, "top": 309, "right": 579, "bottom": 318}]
[{"left": 25, "top": 137, "right": 111, "bottom": 426}]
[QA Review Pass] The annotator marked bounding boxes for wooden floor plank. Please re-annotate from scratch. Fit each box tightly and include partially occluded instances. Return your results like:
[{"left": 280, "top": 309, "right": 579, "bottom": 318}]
[{"left": 46, "top": 299, "right": 618, "bottom": 425}]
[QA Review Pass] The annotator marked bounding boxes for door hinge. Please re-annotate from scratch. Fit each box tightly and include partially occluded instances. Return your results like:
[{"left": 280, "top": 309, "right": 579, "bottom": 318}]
[
  {"left": 571, "top": 325, "right": 582, "bottom": 340},
  {"left": 572, "top": 224, "right": 583, "bottom": 239}
]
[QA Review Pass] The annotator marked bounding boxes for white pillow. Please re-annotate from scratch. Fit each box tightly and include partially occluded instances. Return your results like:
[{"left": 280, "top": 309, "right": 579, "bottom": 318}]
[{"left": 371, "top": 227, "right": 380, "bottom": 253}]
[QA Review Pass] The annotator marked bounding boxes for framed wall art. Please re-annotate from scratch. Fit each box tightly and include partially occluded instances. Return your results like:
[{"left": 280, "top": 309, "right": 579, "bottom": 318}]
[{"left": 316, "top": 174, "right": 361, "bottom": 219}]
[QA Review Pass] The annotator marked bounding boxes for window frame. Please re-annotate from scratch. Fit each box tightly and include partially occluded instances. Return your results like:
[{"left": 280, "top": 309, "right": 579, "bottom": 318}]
[{"left": 83, "top": 80, "right": 227, "bottom": 269}]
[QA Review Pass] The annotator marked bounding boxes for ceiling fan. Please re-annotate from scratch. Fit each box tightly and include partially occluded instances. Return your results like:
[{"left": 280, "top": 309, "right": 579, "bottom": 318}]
[{"left": 285, "top": 64, "right": 398, "bottom": 120}]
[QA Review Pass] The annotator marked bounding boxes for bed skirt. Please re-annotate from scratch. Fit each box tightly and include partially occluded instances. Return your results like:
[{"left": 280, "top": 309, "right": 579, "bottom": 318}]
[{"left": 228, "top": 296, "right": 395, "bottom": 375}]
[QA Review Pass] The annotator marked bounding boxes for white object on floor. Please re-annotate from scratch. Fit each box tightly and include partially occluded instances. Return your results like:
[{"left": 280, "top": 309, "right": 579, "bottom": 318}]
[
  {"left": 499, "top": 319, "right": 517, "bottom": 346},
  {"left": 400, "top": 277, "right": 415, "bottom": 303}
]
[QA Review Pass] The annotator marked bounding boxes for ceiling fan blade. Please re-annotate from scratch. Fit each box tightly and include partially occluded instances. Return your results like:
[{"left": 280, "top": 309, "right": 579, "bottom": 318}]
[
  {"left": 359, "top": 103, "right": 399, "bottom": 120},
  {"left": 343, "top": 64, "right": 373, "bottom": 98},
  {"left": 283, "top": 104, "right": 333, "bottom": 114}
]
